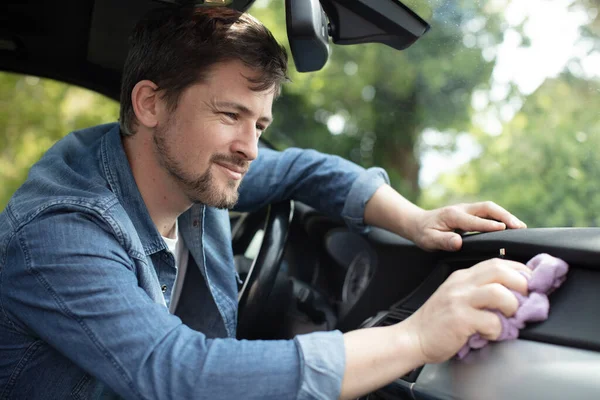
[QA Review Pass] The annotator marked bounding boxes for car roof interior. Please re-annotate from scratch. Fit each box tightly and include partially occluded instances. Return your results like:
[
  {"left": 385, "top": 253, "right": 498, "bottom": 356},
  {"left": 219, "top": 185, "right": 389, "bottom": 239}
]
[{"left": 1, "top": 0, "right": 182, "bottom": 100}]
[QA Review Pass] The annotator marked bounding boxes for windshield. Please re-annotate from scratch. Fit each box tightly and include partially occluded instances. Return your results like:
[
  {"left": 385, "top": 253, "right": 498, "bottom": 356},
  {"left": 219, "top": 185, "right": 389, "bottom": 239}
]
[
  {"left": 1, "top": 0, "right": 599, "bottom": 227},
  {"left": 253, "top": 0, "right": 600, "bottom": 228}
]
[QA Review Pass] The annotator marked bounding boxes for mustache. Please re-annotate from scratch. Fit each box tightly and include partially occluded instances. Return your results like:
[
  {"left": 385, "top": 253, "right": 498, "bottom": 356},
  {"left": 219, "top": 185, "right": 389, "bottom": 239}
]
[{"left": 210, "top": 153, "right": 250, "bottom": 172}]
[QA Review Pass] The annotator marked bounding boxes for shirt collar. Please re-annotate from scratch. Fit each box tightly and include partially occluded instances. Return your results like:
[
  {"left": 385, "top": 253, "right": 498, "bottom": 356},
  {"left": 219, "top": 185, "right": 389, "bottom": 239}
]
[{"left": 100, "top": 123, "right": 167, "bottom": 255}]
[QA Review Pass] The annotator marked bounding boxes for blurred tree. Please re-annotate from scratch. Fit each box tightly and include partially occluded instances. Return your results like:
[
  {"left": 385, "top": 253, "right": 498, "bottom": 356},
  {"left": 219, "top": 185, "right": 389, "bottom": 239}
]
[
  {"left": 573, "top": 0, "right": 600, "bottom": 41},
  {"left": 0, "top": 72, "right": 119, "bottom": 210},
  {"left": 252, "top": 0, "right": 506, "bottom": 200},
  {"left": 419, "top": 0, "right": 600, "bottom": 227},
  {"left": 421, "top": 74, "right": 600, "bottom": 227}
]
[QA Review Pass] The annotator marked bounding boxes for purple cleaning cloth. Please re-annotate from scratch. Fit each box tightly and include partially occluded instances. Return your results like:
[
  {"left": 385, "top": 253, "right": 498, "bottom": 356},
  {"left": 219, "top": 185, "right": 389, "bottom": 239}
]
[{"left": 456, "top": 253, "right": 569, "bottom": 359}]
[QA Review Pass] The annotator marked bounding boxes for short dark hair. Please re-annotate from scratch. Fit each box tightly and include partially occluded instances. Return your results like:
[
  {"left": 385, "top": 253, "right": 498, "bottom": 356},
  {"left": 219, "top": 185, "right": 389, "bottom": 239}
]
[{"left": 119, "top": 6, "right": 289, "bottom": 136}]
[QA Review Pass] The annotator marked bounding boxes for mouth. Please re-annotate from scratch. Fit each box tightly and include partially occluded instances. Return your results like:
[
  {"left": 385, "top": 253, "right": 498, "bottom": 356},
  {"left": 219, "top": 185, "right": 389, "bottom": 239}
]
[{"left": 214, "top": 161, "right": 247, "bottom": 181}]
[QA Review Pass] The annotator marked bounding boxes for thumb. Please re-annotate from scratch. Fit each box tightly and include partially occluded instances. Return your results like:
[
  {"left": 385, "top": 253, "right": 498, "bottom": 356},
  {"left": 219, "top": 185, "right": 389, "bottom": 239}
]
[
  {"left": 437, "top": 232, "right": 462, "bottom": 251},
  {"left": 420, "top": 230, "right": 463, "bottom": 251}
]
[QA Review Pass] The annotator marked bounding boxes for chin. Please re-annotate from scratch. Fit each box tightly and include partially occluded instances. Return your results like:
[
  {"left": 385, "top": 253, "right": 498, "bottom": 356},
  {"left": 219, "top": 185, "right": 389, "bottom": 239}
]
[{"left": 203, "top": 186, "right": 240, "bottom": 209}]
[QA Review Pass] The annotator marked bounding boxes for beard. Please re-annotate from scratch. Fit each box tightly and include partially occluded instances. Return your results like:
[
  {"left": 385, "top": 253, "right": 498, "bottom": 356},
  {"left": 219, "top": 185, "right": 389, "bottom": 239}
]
[{"left": 152, "top": 121, "right": 247, "bottom": 209}]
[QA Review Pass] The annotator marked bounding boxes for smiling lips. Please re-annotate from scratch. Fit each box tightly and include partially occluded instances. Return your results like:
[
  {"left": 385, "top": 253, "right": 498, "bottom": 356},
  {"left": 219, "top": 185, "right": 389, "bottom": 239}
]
[{"left": 214, "top": 161, "right": 247, "bottom": 180}]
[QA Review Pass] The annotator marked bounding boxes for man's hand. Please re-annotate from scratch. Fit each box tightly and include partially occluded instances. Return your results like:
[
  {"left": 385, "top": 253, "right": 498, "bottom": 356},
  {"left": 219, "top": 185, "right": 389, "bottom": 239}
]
[
  {"left": 410, "top": 201, "right": 527, "bottom": 251},
  {"left": 364, "top": 185, "right": 527, "bottom": 252},
  {"left": 339, "top": 258, "right": 530, "bottom": 399},
  {"left": 401, "top": 258, "right": 530, "bottom": 364}
]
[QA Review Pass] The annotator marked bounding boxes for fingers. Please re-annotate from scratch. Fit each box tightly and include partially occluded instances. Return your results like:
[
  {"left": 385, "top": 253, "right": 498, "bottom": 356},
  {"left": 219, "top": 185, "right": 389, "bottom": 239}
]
[
  {"left": 465, "top": 201, "right": 527, "bottom": 229},
  {"left": 480, "top": 258, "right": 532, "bottom": 276},
  {"left": 447, "top": 209, "right": 506, "bottom": 233},
  {"left": 416, "top": 202, "right": 526, "bottom": 252},
  {"left": 422, "top": 230, "right": 463, "bottom": 252},
  {"left": 469, "top": 283, "right": 519, "bottom": 317},
  {"left": 470, "top": 259, "right": 530, "bottom": 295},
  {"left": 406, "top": 258, "right": 530, "bottom": 363},
  {"left": 470, "top": 309, "right": 503, "bottom": 340}
]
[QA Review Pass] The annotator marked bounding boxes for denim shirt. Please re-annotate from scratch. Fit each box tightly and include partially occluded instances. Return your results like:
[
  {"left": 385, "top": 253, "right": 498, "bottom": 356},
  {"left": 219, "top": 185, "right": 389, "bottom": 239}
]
[{"left": 0, "top": 123, "right": 389, "bottom": 400}]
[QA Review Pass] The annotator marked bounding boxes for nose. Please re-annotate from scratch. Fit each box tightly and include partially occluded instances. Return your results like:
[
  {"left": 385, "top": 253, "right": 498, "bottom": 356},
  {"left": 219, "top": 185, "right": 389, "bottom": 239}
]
[{"left": 230, "top": 122, "right": 259, "bottom": 161}]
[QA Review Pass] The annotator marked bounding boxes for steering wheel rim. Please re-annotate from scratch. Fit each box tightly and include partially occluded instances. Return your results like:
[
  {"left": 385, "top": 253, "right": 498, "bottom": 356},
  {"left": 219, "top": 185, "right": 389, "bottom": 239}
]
[{"left": 237, "top": 200, "right": 294, "bottom": 339}]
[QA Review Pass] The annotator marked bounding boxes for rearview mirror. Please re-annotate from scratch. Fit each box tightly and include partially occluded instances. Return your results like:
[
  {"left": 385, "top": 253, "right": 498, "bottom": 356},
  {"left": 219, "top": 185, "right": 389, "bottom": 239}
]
[
  {"left": 285, "top": 0, "right": 330, "bottom": 73},
  {"left": 285, "top": 0, "right": 430, "bottom": 73}
]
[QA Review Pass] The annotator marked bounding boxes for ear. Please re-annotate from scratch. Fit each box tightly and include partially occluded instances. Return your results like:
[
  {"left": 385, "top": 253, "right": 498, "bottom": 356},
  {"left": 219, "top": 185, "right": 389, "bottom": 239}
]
[{"left": 131, "top": 80, "right": 160, "bottom": 129}]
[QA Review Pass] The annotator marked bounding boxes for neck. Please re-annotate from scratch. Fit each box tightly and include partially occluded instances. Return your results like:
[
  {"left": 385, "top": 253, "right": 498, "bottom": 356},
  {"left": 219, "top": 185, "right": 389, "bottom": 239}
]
[{"left": 122, "top": 131, "right": 192, "bottom": 238}]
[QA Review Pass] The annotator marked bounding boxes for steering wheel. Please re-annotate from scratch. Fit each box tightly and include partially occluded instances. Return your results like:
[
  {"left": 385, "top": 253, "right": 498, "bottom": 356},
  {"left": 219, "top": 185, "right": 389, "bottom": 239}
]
[{"left": 236, "top": 201, "right": 294, "bottom": 339}]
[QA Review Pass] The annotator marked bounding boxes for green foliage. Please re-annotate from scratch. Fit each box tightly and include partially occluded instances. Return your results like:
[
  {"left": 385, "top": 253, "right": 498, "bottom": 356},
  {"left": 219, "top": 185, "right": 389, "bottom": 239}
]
[
  {"left": 0, "top": 73, "right": 119, "bottom": 210},
  {"left": 421, "top": 74, "right": 600, "bottom": 227},
  {"left": 252, "top": 0, "right": 504, "bottom": 200}
]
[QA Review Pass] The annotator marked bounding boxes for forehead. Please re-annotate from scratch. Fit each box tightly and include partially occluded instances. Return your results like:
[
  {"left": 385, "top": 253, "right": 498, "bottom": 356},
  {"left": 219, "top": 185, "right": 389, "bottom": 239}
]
[
  {"left": 207, "top": 60, "right": 277, "bottom": 96},
  {"left": 177, "top": 61, "right": 275, "bottom": 119},
  {"left": 179, "top": 60, "right": 275, "bottom": 109}
]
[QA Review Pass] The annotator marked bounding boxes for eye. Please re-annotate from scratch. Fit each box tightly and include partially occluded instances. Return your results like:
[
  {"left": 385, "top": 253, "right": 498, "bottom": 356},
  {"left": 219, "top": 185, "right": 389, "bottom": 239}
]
[
  {"left": 221, "top": 112, "right": 238, "bottom": 121},
  {"left": 256, "top": 124, "right": 266, "bottom": 134}
]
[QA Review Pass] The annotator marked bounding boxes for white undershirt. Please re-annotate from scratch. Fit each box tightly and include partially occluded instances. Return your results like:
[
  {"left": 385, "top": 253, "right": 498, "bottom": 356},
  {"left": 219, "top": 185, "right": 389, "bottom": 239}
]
[{"left": 162, "top": 223, "right": 189, "bottom": 313}]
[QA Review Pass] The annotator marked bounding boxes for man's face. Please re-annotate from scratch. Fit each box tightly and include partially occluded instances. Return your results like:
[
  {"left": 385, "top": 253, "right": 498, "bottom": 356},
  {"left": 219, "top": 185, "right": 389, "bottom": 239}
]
[{"left": 153, "top": 60, "right": 275, "bottom": 209}]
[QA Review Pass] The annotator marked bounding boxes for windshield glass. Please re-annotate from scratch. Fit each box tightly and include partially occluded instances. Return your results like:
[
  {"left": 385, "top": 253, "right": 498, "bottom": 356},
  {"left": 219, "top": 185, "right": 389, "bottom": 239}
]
[
  {"left": 1, "top": 0, "right": 599, "bottom": 228},
  {"left": 251, "top": 0, "right": 600, "bottom": 228}
]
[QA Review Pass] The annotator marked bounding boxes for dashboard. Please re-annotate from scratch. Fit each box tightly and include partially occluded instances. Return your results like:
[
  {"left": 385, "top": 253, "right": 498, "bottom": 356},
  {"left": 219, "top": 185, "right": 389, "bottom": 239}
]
[{"left": 316, "top": 218, "right": 600, "bottom": 399}]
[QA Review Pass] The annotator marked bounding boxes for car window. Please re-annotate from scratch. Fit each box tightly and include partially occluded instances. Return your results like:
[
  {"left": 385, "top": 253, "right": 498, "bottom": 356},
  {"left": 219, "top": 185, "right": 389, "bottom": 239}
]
[
  {"left": 1, "top": 0, "right": 599, "bottom": 227},
  {"left": 251, "top": 0, "right": 600, "bottom": 228},
  {"left": 0, "top": 72, "right": 119, "bottom": 210}
]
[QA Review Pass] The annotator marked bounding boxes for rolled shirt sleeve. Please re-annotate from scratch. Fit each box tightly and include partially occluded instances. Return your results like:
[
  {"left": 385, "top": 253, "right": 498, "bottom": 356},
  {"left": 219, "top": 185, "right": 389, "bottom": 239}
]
[
  {"left": 294, "top": 330, "right": 346, "bottom": 400},
  {"left": 236, "top": 147, "right": 390, "bottom": 233},
  {"left": 341, "top": 166, "right": 390, "bottom": 233}
]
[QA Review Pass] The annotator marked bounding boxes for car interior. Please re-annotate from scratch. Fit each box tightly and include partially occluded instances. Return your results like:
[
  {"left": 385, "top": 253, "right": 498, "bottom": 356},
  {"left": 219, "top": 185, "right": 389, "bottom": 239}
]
[{"left": 2, "top": 0, "right": 600, "bottom": 399}]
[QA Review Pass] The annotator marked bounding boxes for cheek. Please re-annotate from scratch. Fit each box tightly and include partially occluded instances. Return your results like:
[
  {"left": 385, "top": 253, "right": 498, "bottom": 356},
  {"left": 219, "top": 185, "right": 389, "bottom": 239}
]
[
  {"left": 163, "top": 122, "right": 205, "bottom": 167},
  {"left": 171, "top": 112, "right": 237, "bottom": 159},
  {"left": 183, "top": 125, "right": 228, "bottom": 167},
  {"left": 200, "top": 122, "right": 238, "bottom": 152}
]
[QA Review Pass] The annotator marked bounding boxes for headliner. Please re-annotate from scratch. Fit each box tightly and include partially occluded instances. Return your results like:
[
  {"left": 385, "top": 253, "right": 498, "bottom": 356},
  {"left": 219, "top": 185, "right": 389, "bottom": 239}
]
[{"left": 0, "top": 0, "right": 254, "bottom": 101}]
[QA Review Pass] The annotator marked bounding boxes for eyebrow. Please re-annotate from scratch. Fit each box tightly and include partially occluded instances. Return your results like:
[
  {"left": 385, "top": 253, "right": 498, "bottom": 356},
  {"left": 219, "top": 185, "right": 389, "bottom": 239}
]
[{"left": 214, "top": 101, "right": 273, "bottom": 125}]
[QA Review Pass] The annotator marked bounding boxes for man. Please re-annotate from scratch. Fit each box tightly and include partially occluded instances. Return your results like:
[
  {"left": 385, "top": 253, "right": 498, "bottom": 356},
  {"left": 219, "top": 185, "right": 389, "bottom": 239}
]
[{"left": 0, "top": 5, "right": 530, "bottom": 400}]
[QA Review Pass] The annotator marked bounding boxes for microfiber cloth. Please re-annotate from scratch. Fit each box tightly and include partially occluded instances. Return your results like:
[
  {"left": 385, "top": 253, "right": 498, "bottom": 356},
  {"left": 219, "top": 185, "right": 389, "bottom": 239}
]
[{"left": 457, "top": 253, "right": 569, "bottom": 359}]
